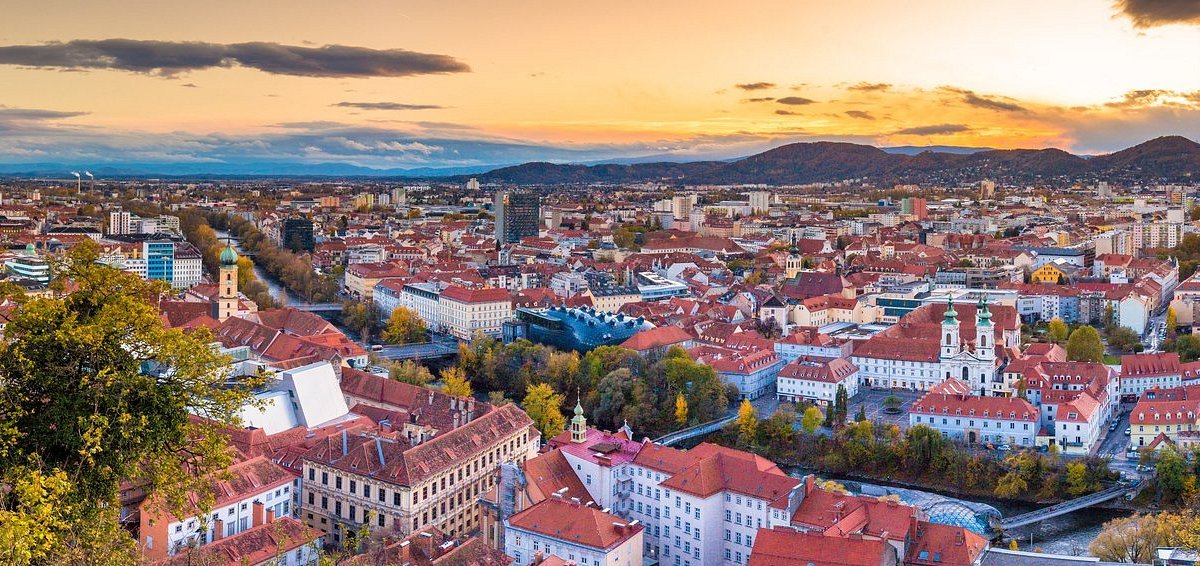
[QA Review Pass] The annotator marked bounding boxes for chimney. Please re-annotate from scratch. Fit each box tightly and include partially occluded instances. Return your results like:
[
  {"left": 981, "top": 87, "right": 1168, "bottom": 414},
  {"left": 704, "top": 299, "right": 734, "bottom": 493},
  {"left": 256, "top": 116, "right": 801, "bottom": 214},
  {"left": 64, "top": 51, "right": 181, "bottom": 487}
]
[
  {"left": 415, "top": 531, "right": 436, "bottom": 557},
  {"left": 804, "top": 474, "right": 815, "bottom": 494},
  {"left": 266, "top": 508, "right": 276, "bottom": 523},
  {"left": 466, "top": 398, "right": 476, "bottom": 421},
  {"left": 213, "top": 518, "right": 225, "bottom": 541},
  {"left": 252, "top": 501, "right": 265, "bottom": 527}
]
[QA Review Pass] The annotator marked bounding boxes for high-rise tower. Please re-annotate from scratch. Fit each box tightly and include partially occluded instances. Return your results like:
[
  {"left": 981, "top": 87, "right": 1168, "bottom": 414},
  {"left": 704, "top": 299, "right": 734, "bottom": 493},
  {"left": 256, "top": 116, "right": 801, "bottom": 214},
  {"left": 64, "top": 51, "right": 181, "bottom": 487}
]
[{"left": 494, "top": 191, "right": 541, "bottom": 245}]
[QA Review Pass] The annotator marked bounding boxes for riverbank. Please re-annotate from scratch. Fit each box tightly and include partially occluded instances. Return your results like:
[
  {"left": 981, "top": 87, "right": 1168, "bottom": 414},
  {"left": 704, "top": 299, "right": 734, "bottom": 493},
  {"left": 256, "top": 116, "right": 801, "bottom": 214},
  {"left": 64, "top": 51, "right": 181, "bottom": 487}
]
[
  {"left": 786, "top": 465, "right": 1136, "bottom": 557},
  {"left": 705, "top": 420, "right": 1116, "bottom": 508},
  {"left": 214, "top": 229, "right": 294, "bottom": 305}
]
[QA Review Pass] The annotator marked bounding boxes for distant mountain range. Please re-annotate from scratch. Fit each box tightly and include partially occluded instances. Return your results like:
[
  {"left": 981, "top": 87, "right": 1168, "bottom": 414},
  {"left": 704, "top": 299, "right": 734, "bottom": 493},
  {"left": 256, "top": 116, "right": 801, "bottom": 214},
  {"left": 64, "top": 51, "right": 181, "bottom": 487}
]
[
  {"left": 474, "top": 136, "right": 1200, "bottom": 185},
  {"left": 0, "top": 161, "right": 499, "bottom": 179},
  {"left": 2, "top": 136, "right": 1199, "bottom": 184}
]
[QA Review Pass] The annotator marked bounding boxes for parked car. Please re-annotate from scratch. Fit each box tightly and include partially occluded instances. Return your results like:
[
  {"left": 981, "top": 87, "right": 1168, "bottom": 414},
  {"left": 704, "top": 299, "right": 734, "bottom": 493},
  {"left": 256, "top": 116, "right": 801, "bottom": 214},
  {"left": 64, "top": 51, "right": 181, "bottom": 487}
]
[
  {"left": 1036, "top": 445, "right": 1049, "bottom": 453},
  {"left": 997, "top": 444, "right": 1012, "bottom": 452},
  {"left": 1124, "top": 427, "right": 1131, "bottom": 436}
]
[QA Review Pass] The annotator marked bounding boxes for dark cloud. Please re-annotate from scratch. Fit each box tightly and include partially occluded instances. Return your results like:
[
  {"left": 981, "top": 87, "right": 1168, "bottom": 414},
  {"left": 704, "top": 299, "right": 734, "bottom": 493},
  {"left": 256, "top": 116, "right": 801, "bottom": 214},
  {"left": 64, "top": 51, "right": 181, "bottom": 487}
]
[
  {"left": 1116, "top": 0, "right": 1200, "bottom": 27},
  {"left": 775, "top": 110, "right": 800, "bottom": 116},
  {"left": 743, "top": 97, "right": 775, "bottom": 103},
  {"left": 777, "top": 96, "right": 816, "bottom": 105},
  {"left": 940, "top": 87, "right": 1026, "bottom": 112},
  {"left": 1105, "top": 89, "right": 1200, "bottom": 109},
  {"left": 0, "top": 39, "right": 470, "bottom": 78},
  {"left": 333, "top": 101, "right": 445, "bottom": 111},
  {"left": 844, "top": 110, "right": 875, "bottom": 120},
  {"left": 0, "top": 106, "right": 88, "bottom": 121},
  {"left": 847, "top": 82, "right": 891, "bottom": 92},
  {"left": 735, "top": 82, "right": 776, "bottom": 91},
  {"left": 270, "top": 121, "right": 351, "bottom": 129},
  {"left": 409, "top": 121, "right": 478, "bottom": 130},
  {"left": 892, "top": 124, "right": 971, "bottom": 135},
  {"left": 181, "top": 82, "right": 198, "bottom": 88}
]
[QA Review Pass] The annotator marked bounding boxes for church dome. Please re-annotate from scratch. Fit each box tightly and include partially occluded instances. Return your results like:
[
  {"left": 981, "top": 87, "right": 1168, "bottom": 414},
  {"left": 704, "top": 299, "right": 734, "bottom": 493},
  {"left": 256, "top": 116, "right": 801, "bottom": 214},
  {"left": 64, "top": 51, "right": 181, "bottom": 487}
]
[{"left": 219, "top": 245, "right": 239, "bottom": 266}]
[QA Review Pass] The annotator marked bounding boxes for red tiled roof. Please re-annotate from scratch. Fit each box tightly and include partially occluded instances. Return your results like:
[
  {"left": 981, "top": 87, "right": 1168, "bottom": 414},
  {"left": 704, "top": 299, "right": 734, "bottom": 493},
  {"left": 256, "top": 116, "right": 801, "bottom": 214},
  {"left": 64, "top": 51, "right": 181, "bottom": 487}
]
[
  {"left": 619, "top": 325, "right": 694, "bottom": 351},
  {"left": 1122, "top": 352, "right": 1182, "bottom": 377},
  {"left": 904, "top": 521, "right": 988, "bottom": 566},
  {"left": 748, "top": 527, "right": 892, "bottom": 566},
  {"left": 779, "top": 357, "right": 857, "bottom": 384},
  {"left": 300, "top": 403, "right": 534, "bottom": 487},
  {"left": 440, "top": 285, "right": 512, "bottom": 304},
  {"left": 1131, "top": 385, "right": 1200, "bottom": 425},
  {"left": 506, "top": 497, "right": 643, "bottom": 551},
  {"left": 911, "top": 379, "right": 1038, "bottom": 422},
  {"left": 158, "top": 517, "right": 322, "bottom": 566}
]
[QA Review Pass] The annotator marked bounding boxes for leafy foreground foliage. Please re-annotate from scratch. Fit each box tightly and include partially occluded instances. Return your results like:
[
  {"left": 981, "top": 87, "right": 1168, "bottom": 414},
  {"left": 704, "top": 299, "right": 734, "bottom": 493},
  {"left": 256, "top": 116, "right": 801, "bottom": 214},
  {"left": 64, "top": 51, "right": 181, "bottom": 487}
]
[
  {"left": 1089, "top": 511, "right": 1200, "bottom": 563},
  {"left": 714, "top": 415, "right": 1115, "bottom": 503},
  {"left": 0, "top": 241, "right": 260, "bottom": 565},
  {"left": 458, "top": 337, "right": 734, "bottom": 439}
]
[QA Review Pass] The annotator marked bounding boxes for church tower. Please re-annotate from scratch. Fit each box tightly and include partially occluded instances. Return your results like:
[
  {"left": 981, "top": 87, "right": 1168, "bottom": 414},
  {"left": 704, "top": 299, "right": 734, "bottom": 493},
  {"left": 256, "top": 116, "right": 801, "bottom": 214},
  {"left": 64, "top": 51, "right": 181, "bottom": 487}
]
[
  {"left": 570, "top": 395, "right": 587, "bottom": 443},
  {"left": 216, "top": 243, "right": 239, "bottom": 322},
  {"left": 785, "top": 246, "right": 803, "bottom": 279},
  {"left": 975, "top": 295, "right": 994, "bottom": 359},
  {"left": 941, "top": 297, "right": 960, "bottom": 358}
]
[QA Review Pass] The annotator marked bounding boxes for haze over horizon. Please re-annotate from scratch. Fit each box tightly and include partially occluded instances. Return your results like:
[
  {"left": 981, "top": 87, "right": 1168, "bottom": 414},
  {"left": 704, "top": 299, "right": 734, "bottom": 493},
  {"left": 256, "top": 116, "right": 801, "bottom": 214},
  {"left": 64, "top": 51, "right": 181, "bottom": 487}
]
[{"left": 4, "top": 0, "right": 1200, "bottom": 172}]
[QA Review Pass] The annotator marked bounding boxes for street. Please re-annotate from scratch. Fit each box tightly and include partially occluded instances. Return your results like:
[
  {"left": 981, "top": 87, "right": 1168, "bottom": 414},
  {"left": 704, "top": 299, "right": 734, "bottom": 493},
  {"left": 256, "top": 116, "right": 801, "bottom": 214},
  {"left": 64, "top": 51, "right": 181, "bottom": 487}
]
[{"left": 1094, "top": 409, "right": 1132, "bottom": 460}]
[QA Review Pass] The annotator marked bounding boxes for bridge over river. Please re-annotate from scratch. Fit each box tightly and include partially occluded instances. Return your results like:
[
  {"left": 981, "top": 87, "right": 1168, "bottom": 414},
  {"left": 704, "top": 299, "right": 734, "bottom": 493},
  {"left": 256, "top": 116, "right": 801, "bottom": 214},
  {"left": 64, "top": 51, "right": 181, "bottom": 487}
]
[
  {"left": 997, "top": 481, "right": 1140, "bottom": 531},
  {"left": 652, "top": 414, "right": 1143, "bottom": 539},
  {"left": 290, "top": 302, "right": 343, "bottom": 313}
]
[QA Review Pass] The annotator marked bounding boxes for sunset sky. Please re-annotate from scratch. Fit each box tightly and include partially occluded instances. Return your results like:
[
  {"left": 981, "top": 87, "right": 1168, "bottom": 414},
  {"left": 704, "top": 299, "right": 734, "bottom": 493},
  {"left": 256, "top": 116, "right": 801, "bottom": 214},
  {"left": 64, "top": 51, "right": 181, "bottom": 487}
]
[{"left": 3, "top": 0, "right": 1200, "bottom": 171}]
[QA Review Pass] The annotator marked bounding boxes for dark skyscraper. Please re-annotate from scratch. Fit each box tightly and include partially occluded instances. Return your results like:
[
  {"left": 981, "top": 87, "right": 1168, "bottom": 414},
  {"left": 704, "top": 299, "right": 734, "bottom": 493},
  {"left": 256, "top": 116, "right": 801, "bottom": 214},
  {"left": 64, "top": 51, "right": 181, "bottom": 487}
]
[
  {"left": 281, "top": 218, "right": 316, "bottom": 252},
  {"left": 494, "top": 191, "right": 540, "bottom": 245}
]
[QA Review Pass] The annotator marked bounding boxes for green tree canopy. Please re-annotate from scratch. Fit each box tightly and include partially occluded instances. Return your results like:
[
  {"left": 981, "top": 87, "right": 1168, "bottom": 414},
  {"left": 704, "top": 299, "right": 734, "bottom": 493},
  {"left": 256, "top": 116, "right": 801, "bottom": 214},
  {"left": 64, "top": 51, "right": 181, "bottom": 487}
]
[
  {"left": 1066, "top": 326, "right": 1105, "bottom": 362},
  {"left": 523, "top": 383, "right": 567, "bottom": 439},
  {"left": 1047, "top": 318, "right": 1069, "bottom": 344},
  {"left": 801, "top": 406, "right": 824, "bottom": 434},
  {"left": 382, "top": 306, "right": 429, "bottom": 345},
  {"left": 0, "top": 241, "right": 259, "bottom": 564}
]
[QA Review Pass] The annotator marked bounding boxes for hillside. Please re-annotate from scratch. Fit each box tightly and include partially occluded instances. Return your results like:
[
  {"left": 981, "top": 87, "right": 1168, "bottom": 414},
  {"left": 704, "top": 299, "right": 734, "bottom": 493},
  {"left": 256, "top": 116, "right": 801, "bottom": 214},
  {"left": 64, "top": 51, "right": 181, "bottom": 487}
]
[{"left": 469, "top": 136, "right": 1200, "bottom": 185}]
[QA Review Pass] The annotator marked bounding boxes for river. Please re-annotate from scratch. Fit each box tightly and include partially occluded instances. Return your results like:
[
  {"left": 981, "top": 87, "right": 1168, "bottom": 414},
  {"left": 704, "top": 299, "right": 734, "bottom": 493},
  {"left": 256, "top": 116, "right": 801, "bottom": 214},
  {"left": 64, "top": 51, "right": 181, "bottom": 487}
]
[
  {"left": 214, "top": 229, "right": 295, "bottom": 305},
  {"left": 787, "top": 468, "right": 1133, "bottom": 557}
]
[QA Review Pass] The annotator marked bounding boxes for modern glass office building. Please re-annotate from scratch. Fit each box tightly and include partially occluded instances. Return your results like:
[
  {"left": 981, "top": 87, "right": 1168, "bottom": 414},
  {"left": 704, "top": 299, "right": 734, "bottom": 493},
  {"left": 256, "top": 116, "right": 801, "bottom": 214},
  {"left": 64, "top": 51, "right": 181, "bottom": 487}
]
[{"left": 144, "top": 240, "right": 175, "bottom": 284}]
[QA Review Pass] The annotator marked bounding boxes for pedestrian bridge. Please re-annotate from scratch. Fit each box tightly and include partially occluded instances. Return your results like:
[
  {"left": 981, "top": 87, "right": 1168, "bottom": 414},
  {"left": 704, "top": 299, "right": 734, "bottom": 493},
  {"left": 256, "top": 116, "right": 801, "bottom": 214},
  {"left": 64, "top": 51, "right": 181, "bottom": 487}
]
[
  {"left": 998, "top": 481, "right": 1140, "bottom": 531},
  {"left": 374, "top": 341, "right": 460, "bottom": 362},
  {"left": 654, "top": 415, "right": 737, "bottom": 446},
  {"left": 290, "top": 303, "right": 343, "bottom": 313}
]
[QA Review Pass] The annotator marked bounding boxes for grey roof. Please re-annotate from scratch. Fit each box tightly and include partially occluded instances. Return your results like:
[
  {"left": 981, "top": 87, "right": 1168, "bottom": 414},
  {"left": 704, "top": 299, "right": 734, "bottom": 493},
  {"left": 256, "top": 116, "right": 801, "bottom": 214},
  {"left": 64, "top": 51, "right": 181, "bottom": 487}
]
[{"left": 979, "top": 548, "right": 1143, "bottom": 566}]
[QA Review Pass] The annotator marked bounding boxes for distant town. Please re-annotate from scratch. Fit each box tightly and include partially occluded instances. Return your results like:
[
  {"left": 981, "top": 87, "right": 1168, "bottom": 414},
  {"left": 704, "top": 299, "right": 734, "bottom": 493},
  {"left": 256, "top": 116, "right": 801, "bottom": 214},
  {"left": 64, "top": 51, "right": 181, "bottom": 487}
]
[{"left": 1, "top": 171, "right": 1198, "bottom": 566}]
